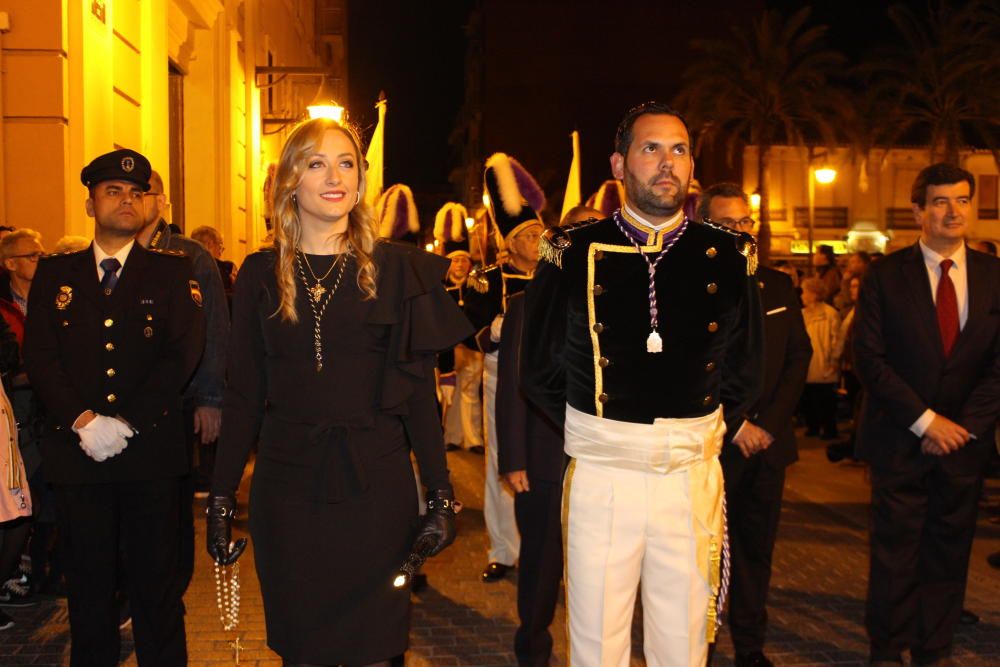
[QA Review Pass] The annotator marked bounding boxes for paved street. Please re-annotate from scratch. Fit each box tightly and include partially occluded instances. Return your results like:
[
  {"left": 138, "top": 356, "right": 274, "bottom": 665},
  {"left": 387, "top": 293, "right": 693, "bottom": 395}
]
[{"left": 2, "top": 433, "right": 999, "bottom": 665}]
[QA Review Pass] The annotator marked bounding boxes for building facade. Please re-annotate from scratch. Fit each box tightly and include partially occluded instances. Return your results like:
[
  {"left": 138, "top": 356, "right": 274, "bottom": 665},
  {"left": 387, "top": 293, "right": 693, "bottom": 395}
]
[
  {"left": 744, "top": 145, "right": 1000, "bottom": 258},
  {"left": 0, "top": 0, "right": 346, "bottom": 263}
]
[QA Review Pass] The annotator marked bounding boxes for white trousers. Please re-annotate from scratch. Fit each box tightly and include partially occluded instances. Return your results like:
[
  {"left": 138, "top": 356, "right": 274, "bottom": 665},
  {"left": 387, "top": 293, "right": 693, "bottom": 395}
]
[
  {"left": 454, "top": 345, "right": 484, "bottom": 449},
  {"left": 564, "top": 458, "right": 709, "bottom": 667},
  {"left": 483, "top": 352, "right": 520, "bottom": 565}
]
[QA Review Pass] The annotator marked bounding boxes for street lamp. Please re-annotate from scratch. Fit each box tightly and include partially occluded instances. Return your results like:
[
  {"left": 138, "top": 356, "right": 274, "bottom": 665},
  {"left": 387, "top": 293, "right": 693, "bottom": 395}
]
[{"left": 808, "top": 163, "right": 837, "bottom": 272}]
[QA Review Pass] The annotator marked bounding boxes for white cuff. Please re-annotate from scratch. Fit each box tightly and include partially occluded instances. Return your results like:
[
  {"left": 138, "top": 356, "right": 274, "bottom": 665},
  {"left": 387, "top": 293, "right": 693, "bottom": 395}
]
[{"left": 910, "top": 409, "right": 936, "bottom": 437}]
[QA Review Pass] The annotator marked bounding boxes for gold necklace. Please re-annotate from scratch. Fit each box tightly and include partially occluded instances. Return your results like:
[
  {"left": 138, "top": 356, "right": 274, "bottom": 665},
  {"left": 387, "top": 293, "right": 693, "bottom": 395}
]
[
  {"left": 299, "top": 250, "right": 342, "bottom": 303},
  {"left": 295, "top": 252, "right": 349, "bottom": 371}
]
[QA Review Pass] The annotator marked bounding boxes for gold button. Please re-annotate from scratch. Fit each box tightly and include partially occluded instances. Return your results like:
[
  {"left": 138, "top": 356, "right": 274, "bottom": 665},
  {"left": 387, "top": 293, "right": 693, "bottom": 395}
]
[
  {"left": 706, "top": 247, "right": 717, "bottom": 258},
  {"left": 598, "top": 393, "right": 609, "bottom": 404},
  {"left": 594, "top": 250, "right": 604, "bottom": 261},
  {"left": 598, "top": 357, "right": 610, "bottom": 368},
  {"left": 106, "top": 368, "right": 116, "bottom": 377},
  {"left": 105, "top": 342, "right": 115, "bottom": 352},
  {"left": 146, "top": 314, "right": 153, "bottom": 321},
  {"left": 702, "top": 395, "right": 712, "bottom": 406},
  {"left": 707, "top": 321, "right": 719, "bottom": 333},
  {"left": 705, "top": 361, "right": 716, "bottom": 372},
  {"left": 593, "top": 323, "right": 605, "bottom": 334},
  {"left": 104, "top": 318, "right": 114, "bottom": 328},
  {"left": 62, "top": 320, "right": 69, "bottom": 327},
  {"left": 706, "top": 283, "right": 718, "bottom": 294},
  {"left": 593, "top": 285, "right": 605, "bottom": 296},
  {"left": 104, "top": 288, "right": 112, "bottom": 296},
  {"left": 107, "top": 393, "right": 117, "bottom": 403}
]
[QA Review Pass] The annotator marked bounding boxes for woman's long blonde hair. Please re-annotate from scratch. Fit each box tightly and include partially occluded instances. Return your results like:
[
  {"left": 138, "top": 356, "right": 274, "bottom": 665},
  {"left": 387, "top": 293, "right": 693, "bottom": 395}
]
[{"left": 271, "top": 118, "right": 379, "bottom": 323}]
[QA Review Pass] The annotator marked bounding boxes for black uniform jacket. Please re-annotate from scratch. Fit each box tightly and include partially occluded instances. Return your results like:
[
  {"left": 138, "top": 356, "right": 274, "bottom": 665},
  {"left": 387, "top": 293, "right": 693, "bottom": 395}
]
[
  {"left": 722, "top": 266, "right": 811, "bottom": 470},
  {"left": 853, "top": 244, "right": 1000, "bottom": 475},
  {"left": 464, "top": 262, "right": 532, "bottom": 354},
  {"left": 496, "top": 292, "right": 566, "bottom": 483},
  {"left": 24, "top": 243, "right": 206, "bottom": 484},
  {"left": 521, "top": 216, "right": 763, "bottom": 435}
]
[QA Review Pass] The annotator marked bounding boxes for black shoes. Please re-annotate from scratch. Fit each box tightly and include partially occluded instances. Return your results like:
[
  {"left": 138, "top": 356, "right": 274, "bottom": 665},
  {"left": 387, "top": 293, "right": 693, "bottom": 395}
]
[
  {"left": 445, "top": 443, "right": 461, "bottom": 452},
  {"left": 468, "top": 445, "right": 485, "bottom": 455},
  {"left": 734, "top": 651, "right": 774, "bottom": 667},
  {"left": 0, "top": 610, "right": 12, "bottom": 631},
  {"left": 959, "top": 608, "right": 979, "bottom": 625},
  {"left": 988, "top": 551, "right": 1000, "bottom": 569},
  {"left": 0, "top": 578, "right": 37, "bottom": 608},
  {"left": 481, "top": 562, "right": 513, "bottom": 582}
]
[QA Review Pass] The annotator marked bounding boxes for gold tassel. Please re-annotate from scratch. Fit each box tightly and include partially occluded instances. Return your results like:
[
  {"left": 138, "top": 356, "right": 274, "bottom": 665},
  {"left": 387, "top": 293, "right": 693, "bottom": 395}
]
[
  {"left": 539, "top": 232, "right": 566, "bottom": 269},
  {"left": 466, "top": 267, "right": 491, "bottom": 294},
  {"left": 706, "top": 540, "right": 721, "bottom": 643},
  {"left": 737, "top": 233, "right": 758, "bottom": 276}
]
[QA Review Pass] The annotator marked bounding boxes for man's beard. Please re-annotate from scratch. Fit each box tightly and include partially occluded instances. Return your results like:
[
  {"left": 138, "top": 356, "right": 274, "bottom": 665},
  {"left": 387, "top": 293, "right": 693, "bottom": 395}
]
[{"left": 623, "top": 165, "right": 688, "bottom": 219}]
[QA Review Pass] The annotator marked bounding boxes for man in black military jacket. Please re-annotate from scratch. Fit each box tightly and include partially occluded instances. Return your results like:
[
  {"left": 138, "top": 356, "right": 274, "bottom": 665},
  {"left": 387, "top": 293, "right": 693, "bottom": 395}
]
[
  {"left": 24, "top": 149, "right": 205, "bottom": 665},
  {"left": 700, "top": 183, "right": 812, "bottom": 667},
  {"left": 522, "top": 103, "right": 763, "bottom": 666},
  {"left": 465, "top": 152, "right": 546, "bottom": 582}
]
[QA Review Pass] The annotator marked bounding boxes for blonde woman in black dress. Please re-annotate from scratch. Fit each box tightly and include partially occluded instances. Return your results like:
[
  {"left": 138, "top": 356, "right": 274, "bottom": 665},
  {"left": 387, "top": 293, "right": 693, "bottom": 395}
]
[{"left": 207, "top": 118, "right": 471, "bottom": 666}]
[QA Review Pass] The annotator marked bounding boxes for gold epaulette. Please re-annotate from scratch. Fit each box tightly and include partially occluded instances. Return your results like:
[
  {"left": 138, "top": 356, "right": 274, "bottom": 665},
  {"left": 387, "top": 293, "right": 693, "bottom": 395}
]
[
  {"left": 466, "top": 264, "right": 497, "bottom": 293},
  {"left": 539, "top": 217, "right": 601, "bottom": 269},
  {"left": 698, "top": 218, "right": 758, "bottom": 276}
]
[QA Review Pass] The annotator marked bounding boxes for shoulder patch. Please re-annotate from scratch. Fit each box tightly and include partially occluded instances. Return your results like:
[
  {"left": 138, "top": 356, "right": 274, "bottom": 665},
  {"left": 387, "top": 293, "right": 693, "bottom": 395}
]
[
  {"left": 696, "top": 218, "right": 758, "bottom": 276},
  {"left": 149, "top": 248, "right": 185, "bottom": 257},
  {"left": 41, "top": 248, "right": 88, "bottom": 260},
  {"left": 189, "top": 280, "right": 203, "bottom": 307},
  {"left": 539, "top": 217, "right": 602, "bottom": 269}
]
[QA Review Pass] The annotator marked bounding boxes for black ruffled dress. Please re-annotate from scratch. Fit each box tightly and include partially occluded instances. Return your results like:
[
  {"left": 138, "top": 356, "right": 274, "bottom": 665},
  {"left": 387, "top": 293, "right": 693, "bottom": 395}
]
[{"left": 212, "top": 242, "right": 472, "bottom": 664}]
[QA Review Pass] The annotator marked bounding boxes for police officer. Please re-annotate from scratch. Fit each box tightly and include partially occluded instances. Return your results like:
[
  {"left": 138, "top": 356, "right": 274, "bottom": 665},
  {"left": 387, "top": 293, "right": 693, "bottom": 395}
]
[
  {"left": 465, "top": 152, "right": 546, "bottom": 582},
  {"left": 24, "top": 149, "right": 205, "bottom": 665},
  {"left": 522, "top": 103, "right": 763, "bottom": 666}
]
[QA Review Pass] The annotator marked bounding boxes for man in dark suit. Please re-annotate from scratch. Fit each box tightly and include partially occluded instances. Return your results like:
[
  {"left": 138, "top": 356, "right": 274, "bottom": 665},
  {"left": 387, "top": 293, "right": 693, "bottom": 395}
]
[
  {"left": 496, "top": 205, "right": 601, "bottom": 667},
  {"left": 854, "top": 163, "right": 1000, "bottom": 666},
  {"left": 699, "top": 183, "right": 812, "bottom": 667},
  {"left": 24, "top": 149, "right": 205, "bottom": 665}
]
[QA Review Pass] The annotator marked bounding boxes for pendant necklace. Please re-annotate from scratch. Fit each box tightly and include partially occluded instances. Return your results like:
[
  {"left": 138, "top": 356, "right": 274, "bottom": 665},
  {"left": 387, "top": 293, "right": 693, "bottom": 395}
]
[
  {"left": 300, "top": 250, "right": 341, "bottom": 303},
  {"left": 612, "top": 210, "right": 688, "bottom": 353},
  {"left": 296, "top": 250, "right": 348, "bottom": 371}
]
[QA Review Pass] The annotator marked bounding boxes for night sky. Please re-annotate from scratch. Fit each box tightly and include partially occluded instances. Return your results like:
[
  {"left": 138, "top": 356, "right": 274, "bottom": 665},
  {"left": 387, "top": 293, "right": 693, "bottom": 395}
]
[{"left": 348, "top": 0, "right": 901, "bottom": 219}]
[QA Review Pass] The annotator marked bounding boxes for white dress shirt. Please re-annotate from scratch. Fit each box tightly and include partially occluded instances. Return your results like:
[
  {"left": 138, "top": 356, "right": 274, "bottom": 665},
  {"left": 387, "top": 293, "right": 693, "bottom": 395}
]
[
  {"left": 910, "top": 240, "right": 970, "bottom": 437},
  {"left": 93, "top": 239, "right": 134, "bottom": 282}
]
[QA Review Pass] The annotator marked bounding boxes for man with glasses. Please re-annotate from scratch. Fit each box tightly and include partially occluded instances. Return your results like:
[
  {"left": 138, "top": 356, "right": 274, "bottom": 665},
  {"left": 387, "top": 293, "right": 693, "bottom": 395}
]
[
  {"left": 24, "top": 148, "right": 205, "bottom": 664},
  {"left": 137, "top": 171, "right": 229, "bottom": 600},
  {"left": 697, "top": 182, "right": 812, "bottom": 667},
  {"left": 0, "top": 229, "right": 44, "bottom": 327}
]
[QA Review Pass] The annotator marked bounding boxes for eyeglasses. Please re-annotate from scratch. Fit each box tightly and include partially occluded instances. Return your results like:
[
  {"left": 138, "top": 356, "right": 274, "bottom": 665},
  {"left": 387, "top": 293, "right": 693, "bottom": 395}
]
[
  {"left": 716, "top": 217, "right": 755, "bottom": 230},
  {"left": 10, "top": 252, "right": 42, "bottom": 262}
]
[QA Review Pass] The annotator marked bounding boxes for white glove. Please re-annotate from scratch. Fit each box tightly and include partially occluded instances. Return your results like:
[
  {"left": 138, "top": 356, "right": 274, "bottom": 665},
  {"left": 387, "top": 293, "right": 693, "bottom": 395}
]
[
  {"left": 489, "top": 314, "right": 504, "bottom": 343},
  {"left": 75, "top": 415, "right": 133, "bottom": 462}
]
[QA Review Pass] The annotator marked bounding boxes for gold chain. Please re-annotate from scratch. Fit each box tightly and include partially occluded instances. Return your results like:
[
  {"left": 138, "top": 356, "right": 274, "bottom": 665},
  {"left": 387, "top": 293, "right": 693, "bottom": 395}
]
[{"left": 296, "top": 252, "right": 348, "bottom": 371}]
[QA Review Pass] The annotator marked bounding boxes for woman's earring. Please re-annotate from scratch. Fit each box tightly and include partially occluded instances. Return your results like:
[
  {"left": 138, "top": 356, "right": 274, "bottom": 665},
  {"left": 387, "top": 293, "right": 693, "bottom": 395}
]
[{"left": 291, "top": 193, "right": 298, "bottom": 205}]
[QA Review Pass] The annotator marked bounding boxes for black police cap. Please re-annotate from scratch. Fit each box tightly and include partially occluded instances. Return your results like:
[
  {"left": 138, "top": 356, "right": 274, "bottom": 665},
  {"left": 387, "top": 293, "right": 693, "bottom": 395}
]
[{"left": 80, "top": 149, "right": 152, "bottom": 191}]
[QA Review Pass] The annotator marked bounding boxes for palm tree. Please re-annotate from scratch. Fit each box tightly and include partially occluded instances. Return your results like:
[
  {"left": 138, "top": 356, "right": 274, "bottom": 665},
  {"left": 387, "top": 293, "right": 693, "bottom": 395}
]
[
  {"left": 674, "top": 7, "right": 851, "bottom": 265},
  {"left": 860, "top": 0, "right": 1000, "bottom": 167}
]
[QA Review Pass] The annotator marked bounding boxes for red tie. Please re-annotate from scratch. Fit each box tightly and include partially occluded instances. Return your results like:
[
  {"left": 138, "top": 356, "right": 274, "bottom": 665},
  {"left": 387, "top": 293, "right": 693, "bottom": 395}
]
[{"left": 937, "top": 258, "right": 959, "bottom": 358}]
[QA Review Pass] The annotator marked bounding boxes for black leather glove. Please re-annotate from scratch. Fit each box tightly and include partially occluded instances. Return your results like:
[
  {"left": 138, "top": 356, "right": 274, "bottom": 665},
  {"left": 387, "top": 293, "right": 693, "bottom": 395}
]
[
  {"left": 413, "top": 488, "right": 457, "bottom": 557},
  {"left": 206, "top": 494, "right": 247, "bottom": 565}
]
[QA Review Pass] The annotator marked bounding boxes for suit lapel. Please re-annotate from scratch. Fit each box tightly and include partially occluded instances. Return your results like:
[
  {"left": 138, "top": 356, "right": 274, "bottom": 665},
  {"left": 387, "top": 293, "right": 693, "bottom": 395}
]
[
  {"left": 111, "top": 243, "right": 148, "bottom": 310},
  {"left": 948, "top": 249, "right": 989, "bottom": 361},
  {"left": 900, "top": 243, "right": 944, "bottom": 358},
  {"left": 69, "top": 245, "right": 103, "bottom": 308}
]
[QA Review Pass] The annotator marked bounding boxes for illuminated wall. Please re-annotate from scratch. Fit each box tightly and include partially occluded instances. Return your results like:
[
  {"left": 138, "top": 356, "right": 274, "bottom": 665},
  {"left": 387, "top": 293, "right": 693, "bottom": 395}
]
[{"left": 0, "top": 0, "right": 342, "bottom": 263}]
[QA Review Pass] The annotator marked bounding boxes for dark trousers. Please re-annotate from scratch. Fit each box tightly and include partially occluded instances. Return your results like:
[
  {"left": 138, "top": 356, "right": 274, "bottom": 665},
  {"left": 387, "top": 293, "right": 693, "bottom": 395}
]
[
  {"left": 866, "top": 463, "right": 983, "bottom": 662},
  {"left": 802, "top": 383, "right": 838, "bottom": 436},
  {"left": 513, "top": 480, "right": 563, "bottom": 667},
  {"left": 56, "top": 479, "right": 187, "bottom": 667},
  {"left": 722, "top": 453, "right": 786, "bottom": 654}
]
